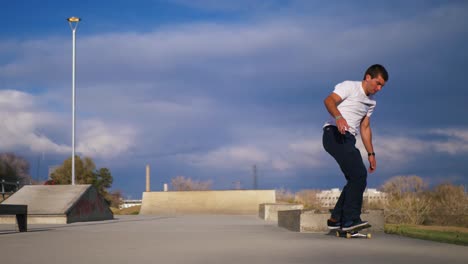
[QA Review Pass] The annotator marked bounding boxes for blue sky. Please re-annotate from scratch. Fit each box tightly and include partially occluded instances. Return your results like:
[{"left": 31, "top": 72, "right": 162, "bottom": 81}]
[{"left": 1, "top": 0, "right": 467, "bottom": 199}]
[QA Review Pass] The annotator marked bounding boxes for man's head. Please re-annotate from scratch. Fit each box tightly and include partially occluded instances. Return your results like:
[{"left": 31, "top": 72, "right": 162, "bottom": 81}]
[
  {"left": 363, "top": 64, "right": 388, "bottom": 81},
  {"left": 362, "top": 64, "right": 388, "bottom": 96}
]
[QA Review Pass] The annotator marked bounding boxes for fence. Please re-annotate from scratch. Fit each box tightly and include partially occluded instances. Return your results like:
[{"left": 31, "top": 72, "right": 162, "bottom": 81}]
[{"left": 1, "top": 179, "right": 22, "bottom": 201}]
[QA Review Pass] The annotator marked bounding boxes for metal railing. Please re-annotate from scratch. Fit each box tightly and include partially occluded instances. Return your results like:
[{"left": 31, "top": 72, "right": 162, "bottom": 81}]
[{"left": 1, "top": 179, "right": 21, "bottom": 201}]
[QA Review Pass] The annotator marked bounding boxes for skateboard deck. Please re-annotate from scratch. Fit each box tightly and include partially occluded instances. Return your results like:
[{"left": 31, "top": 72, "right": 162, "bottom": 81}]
[{"left": 335, "top": 224, "right": 372, "bottom": 239}]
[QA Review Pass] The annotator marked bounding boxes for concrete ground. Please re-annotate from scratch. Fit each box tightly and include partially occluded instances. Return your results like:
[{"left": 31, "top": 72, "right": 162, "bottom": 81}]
[{"left": 1, "top": 215, "right": 466, "bottom": 264}]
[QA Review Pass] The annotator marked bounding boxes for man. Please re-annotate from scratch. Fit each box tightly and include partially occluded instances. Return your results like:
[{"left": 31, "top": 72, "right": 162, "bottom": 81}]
[{"left": 322, "top": 64, "right": 388, "bottom": 231}]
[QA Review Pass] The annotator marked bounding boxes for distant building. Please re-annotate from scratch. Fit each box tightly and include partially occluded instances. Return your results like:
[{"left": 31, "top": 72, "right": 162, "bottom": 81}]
[
  {"left": 120, "top": 199, "right": 142, "bottom": 209},
  {"left": 317, "top": 188, "right": 386, "bottom": 208},
  {"left": 363, "top": 188, "right": 387, "bottom": 204},
  {"left": 316, "top": 188, "right": 341, "bottom": 208},
  {"left": 48, "top": 165, "right": 61, "bottom": 180}
]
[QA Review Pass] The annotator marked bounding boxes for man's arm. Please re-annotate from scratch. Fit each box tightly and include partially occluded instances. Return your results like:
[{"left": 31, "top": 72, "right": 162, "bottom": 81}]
[
  {"left": 360, "top": 115, "right": 376, "bottom": 173},
  {"left": 324, "top": 93, "right": 349, "bottom": 134}
]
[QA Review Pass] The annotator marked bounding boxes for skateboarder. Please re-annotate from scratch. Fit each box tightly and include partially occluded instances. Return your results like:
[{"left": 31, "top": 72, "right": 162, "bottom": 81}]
[{"left": 322, "top": 64, "right": 388, "bottom": 231}]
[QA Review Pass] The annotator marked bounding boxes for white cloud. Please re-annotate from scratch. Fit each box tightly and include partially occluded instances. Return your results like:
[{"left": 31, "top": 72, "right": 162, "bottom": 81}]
[
  {"left": 354, "top": 128, "right": 468, "bottom": 168},
  {"left": 186, "top": 125, "right": 468, "bottom": 173},
  {"left": 428, "top": 129, "right": 468, "bottom": 155},
  {"left": 2, "top": 3, "right": 467, "bottom": 95},
  {"left": 77, "top": 120, "right": 136, "bottom": 158},
  {"left": 271, "top": 158, "right": 291, "bottom": 170},
  {"left": 357, "top": 136, "right": 428, "bottom": 165},
  {"left": 0, "top": 90, "right": 69, "bottom": 154},
  {"left": 138, "top": 96, "right": 214, "bottom": 118},
  {"left": 0, "top": 89, "right": 136, "bottom": 158},
  {"left": 289, "top": 139, "right": 323, "bottom": 156},
  {"left": 0, "top": 90, "right": 35, "bottom": 110},
  {"left": 287, "top": 139, "right": 325, "bottom": 168},
  {"left": 186, "top": 145, "right": 269, "bottom": 170},
  {"left": 184, "top": 127, "right": 327, "bottom": 171}
]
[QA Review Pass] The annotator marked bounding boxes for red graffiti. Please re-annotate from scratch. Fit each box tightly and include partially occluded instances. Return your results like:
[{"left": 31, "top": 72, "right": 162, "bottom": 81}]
[{"left": 70, "top": 191, "right": 107, "bottom": 218}]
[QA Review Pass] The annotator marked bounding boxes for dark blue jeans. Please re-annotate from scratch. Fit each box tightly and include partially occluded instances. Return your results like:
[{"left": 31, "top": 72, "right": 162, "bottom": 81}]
[{"left": 322, "top": 125, "right": 367, "bottom": 223}]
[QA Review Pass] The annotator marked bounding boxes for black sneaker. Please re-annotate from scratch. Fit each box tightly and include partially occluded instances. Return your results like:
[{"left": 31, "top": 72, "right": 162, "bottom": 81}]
[
  {"left": 327, "top": 219, "right": 341, "bottom": 230},
  {"left": 341, "top": 220, "right": 369, "bottom": 231}
]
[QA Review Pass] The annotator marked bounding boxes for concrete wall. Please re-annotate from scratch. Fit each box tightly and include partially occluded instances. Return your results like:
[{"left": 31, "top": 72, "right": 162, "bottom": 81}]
[
  {"left": 259, "top": 203, "right": 304, "bottom": 221},
  {"left": 140, "top": 190, "right": 276, "bottom": 215}
]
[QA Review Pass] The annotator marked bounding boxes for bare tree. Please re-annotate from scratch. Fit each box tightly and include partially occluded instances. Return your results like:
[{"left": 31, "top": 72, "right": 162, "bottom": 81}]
[
  {"left": 105, "top": 190, "right": 123, "bottom": 208},
  {"left": 381, "top": 175, "right": 432, "bottom": 225},
  {"left": 429, "top": 183, "right": 468, "bottom": 227},
  {"left": 171, "top": 176, "right": 212, "bottom": 191},
  {"left": 362, "top": 198, "right": 385, "bottom": 211},
  {"left": 275, "top": 188, "right": 295, "bottom": 203},
  {"left": 381, "top": 175, "right": 428, "bottom": 197},
  {"left": 295, "top": 189, "right": 322, "bottom": 210},
  {"left": 0, "top": 152, "right": 31, "bottom": 187}
]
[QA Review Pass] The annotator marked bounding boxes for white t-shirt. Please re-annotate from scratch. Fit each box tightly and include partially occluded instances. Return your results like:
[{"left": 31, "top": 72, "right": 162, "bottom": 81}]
[{"left": 324, "top": 81, "right": 376, "bottom": 136}]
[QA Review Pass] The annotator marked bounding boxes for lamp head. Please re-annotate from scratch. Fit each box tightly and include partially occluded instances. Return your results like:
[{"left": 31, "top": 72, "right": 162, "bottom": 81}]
[{"left": 67, "top": 17, "right": 81, "bottom": 23}]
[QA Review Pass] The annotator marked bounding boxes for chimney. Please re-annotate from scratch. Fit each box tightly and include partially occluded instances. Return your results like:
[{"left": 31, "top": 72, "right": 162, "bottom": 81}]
[{"left": 146, "top": 165, "right": 150, "bottom": 192}]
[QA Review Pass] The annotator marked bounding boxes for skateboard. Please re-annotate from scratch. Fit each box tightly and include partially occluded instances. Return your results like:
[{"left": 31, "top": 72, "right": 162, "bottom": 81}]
[{"left": 335, "top": 224, "right": 372, "bottom": 239}]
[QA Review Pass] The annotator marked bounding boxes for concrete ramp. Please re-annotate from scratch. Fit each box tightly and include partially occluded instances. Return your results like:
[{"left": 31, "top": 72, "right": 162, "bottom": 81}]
[{"left": 0, "top": 185, "right": 113, "bottom": 224}]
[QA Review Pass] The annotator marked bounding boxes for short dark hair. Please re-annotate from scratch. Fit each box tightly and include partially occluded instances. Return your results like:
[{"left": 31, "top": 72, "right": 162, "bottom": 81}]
[{"left": 363, "top": 64, "right": 388, "bottom": 81}]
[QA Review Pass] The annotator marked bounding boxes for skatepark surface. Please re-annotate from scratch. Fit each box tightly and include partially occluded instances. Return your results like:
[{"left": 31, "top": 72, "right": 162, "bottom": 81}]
[{"left": 1, "top": 215, "right": 466, "bottom": 264}]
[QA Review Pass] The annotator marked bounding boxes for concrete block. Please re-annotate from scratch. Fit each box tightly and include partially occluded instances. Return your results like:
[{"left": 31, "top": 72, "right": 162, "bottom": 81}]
[
  {"left": 259, "top": 203, "right": 304, "bottom": 221},
  {"left": 278, "top": 209, "right": 385, "bottom": 232},
  {"left": 278, "top": 209, "right": 302, "bottom": 232}
]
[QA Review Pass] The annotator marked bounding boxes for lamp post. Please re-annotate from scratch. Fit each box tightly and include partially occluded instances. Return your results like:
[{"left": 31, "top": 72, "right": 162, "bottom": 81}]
[{"left": 67, "top": 17, "right": 81, "bottom": 185}]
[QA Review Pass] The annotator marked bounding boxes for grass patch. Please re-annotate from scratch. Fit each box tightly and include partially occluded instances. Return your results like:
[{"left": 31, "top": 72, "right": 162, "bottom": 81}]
[
  {"left": 385, "top": 224, "right": 468, "bottom": 246},
  {"left": 110, "top": 205, "right": 141, "bottom": 215}
]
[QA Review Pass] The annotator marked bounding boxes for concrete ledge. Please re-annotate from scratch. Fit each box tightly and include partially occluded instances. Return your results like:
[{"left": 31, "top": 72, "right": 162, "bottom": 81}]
[
  {"left": 0, "top": 215, "right": 67, "bottom": 224},
  {"left": 259, "top": 203, "right": 304, "bottom": 221},
  {"left": 0, "top": 204, "right": 28, "bottom": 231},
  {"left": 140, "top": 190, "right": 276, "bottom": 215},
  {"left": 278, "top": 209, "right": 384, "bottom": 232}
]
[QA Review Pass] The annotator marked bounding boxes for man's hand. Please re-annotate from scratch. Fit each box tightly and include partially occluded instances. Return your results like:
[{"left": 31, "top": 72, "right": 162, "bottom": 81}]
[
  {"left": 336, "top": 117, "right": 350, "bottom": 135},
  {"left": 324, "top": 93, "right": 348, "bottom": 134},
  {"left": 368, "top": 155, "right": 376, "bottom": 173},
  {"left": 324, "top": 93, "right": 349, "bottom": 135}
]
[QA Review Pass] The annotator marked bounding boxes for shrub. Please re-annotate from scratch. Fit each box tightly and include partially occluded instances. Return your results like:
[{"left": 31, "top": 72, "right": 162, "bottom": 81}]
[
  {"left": 295, "top": 189, "right": 322, "bottom": 210},
  {"left": 427, "top": 183, "right": 468, "bottom": 227},
  {"left": 381, "top": 175, "right": 432, "bottom": 225},
  {"left": 171, "top": 176, "right": 212, "bottom": 191},
  {"left": 275, "top": 188, "right": 295, "bottom": 203}
]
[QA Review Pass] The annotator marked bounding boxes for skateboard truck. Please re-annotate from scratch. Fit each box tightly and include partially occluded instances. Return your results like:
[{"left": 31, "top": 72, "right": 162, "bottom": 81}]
[{"left": 335, "top": 224, "right": 372, "bottom": 239}]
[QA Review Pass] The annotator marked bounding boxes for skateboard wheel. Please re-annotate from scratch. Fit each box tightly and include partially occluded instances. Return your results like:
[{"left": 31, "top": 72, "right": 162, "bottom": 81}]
[
  {"left": 367, "top": 233, "right": 372, "bottom": 239},
  {"left": 346, "top": 233, "right": 351, "bottom": 239},
  {"left": 336, "top": 231, "right": 340, "bottom": 237}
]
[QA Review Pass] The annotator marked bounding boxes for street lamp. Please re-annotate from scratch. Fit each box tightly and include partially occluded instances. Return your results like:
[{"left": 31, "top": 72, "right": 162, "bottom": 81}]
[{"left": 67, "top": 16, "right": 81, "bottom": 185}]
